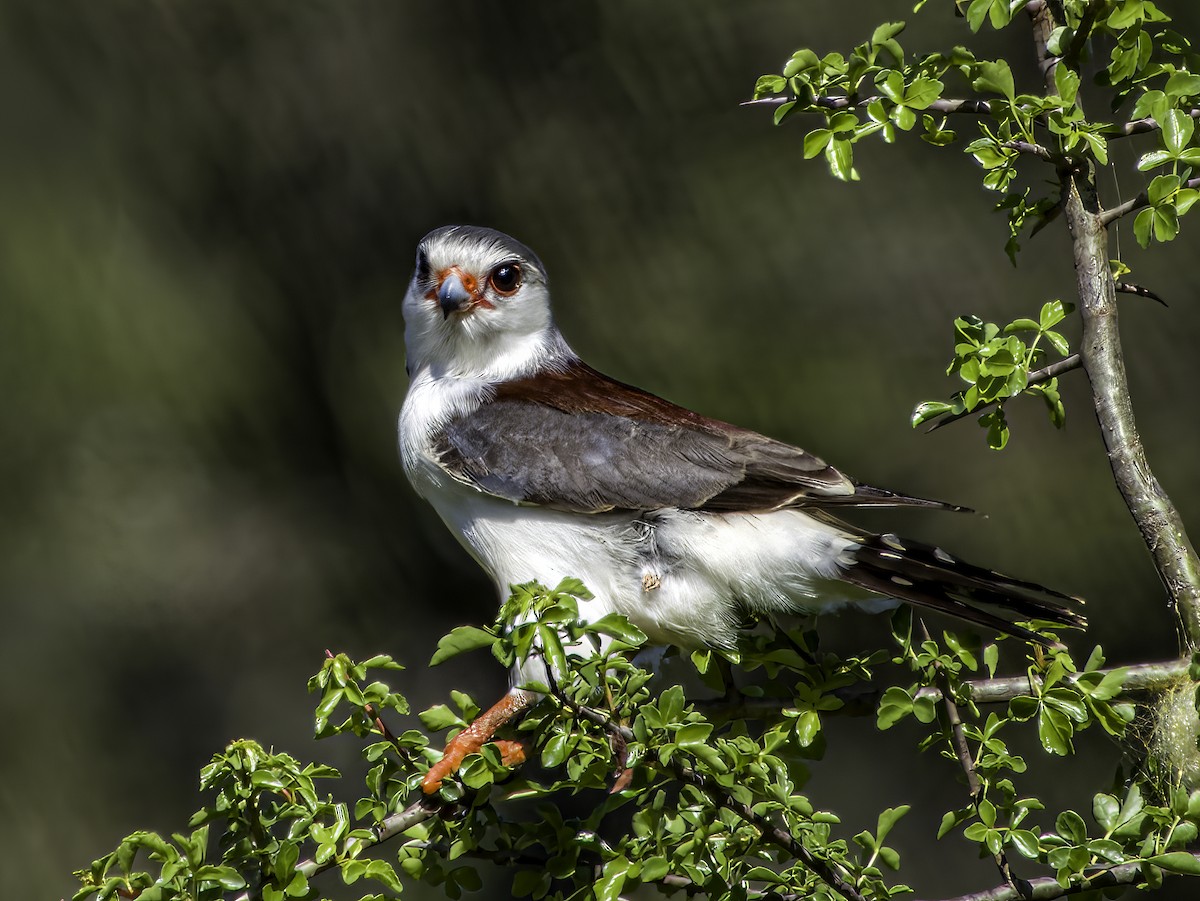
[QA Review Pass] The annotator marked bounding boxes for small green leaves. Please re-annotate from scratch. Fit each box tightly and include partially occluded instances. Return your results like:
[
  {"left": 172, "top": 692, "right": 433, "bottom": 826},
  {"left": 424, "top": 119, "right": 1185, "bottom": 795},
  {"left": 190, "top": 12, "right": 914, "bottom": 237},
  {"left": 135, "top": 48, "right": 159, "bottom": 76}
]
[{"left": 913, "top": 303, "right": 1073, "bottom": 446}]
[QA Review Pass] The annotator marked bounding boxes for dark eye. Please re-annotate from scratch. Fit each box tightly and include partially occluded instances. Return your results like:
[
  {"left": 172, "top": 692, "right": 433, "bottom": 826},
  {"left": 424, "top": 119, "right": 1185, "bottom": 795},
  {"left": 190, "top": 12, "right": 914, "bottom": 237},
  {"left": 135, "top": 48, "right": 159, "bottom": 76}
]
[
  {"left": 415, "top": 250, "right": 431, "bottom": 284},
  {"left": 489, "top": 262, "right": 522, "bottom": 296}
]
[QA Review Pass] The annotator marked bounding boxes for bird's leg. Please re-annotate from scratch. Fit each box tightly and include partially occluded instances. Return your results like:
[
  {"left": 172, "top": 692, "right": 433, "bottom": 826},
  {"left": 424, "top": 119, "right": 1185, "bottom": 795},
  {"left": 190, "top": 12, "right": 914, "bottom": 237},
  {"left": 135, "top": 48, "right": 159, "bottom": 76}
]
[{"left": 421, "top": 688, "right": 536, "bottom": 794}]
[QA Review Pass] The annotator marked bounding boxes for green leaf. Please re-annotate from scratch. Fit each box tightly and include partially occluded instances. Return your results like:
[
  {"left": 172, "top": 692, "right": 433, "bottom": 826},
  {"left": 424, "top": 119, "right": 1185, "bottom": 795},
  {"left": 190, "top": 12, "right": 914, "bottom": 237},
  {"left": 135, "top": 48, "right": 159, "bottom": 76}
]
[
  {"left": 905, "top": 77, "right": 943, "bottom": 110},
  {"left": 872, "top": 21, "right": 906, "bottom": 45},
  {"left": 1138, "top": 149, "right": 1174, "bottom": 171},
  {"left": 1054, "top": 65, "right": 1080, "bottom": 104},
  {"left": 587, "top": 614, "right": 647, "bottom": 645},
  {"left": 1039, "top": 299, "right": 1069, "bottom": 329},
  {"left": 1093, "top": 793, "right": 1120, "bottom": 831},
  {"left": 938, "top": 807, "right": 972, "bottom": 839},
  {"left": 1043, "top": 330, "right": 1069, "bottom": 356},
  {"left": 912, "top": 694, "right": 938, "bottom": 723},
  {"left": 804, "top": 129, "right": 833, "bottom": 159},
  {"left": 1147, "top": 853, "right": 1200, "bottom": 875},
  {"left": 912, "top": 400, "right": 954, "bottom": 427},
  {"left": 1152, "top": 205, "right": 1180, "bottom": 243},
  {"left": 1166, "top": 72, "right": 1200, "bottom": 100},
  {"left": 1038, "top": 706, "right": 1073, "bottom": 755},
  {"left": 1056, "top": 809, "right": 1088, "bottom": 844},
  {"left": 419, "top": 704, "right": 461, "bottom": 731},
  {"left": 826, "top": 136, "right": 855, "bottom": 181},
  {"left": 773, "top": 101, "right": 797, "bottom": 126},
  {"left": 1161, "top": 108, "right": 1195, "bottom": 155},
  {"left": 755, "top": 75, "right": 787, "bottom": 96},
  {"left": 1009, "top": 829, "right": 1040, "bottom": 858},
  {"left": 795, "top": 709, "right": 822, "bottom": 747},
  {"left": 430, "top": 626, "right": 496, "bottom": 666},
  {"left": 675, "top": 723, "right": 713, "bottom": 747},
  {"left": 979, "top": 408, "right": 1009, "bottom": 451},
  {"left": 973, "top": 60, "right": 1015, "bottom": 100},
  {"left": 877, "top": 686, "right": 913, "bottom": 729},
  {"left": 1005, "top": 318, "right": 1040, "bottom": 333},
  {"left": 783, "top": 49, "right": 820, "bottom": 77},
  {"left": 878, "top": 70, "right": 906, "bottom": 103},
  {"left": 1134, "top": 207, "right": 1154, "bottom": 248},
  {"left": 983, "top": 643, "right": 998, "bottom": 677},
  {"left": 876, "top": 805, "right": 911, "bottom": 844}
]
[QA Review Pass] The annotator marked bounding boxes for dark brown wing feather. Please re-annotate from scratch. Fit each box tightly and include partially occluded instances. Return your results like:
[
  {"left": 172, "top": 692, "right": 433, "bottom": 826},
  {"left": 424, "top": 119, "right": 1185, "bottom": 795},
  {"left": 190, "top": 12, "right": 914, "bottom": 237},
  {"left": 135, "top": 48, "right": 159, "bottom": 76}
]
[{"left": 434, "top": 359, "right": 965, "bottom": 515}]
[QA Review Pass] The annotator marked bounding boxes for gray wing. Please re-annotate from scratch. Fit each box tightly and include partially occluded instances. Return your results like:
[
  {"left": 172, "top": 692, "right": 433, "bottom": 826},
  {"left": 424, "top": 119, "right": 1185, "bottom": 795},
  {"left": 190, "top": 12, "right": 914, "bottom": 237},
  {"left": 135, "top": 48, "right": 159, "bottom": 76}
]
[
  {"left": 430, "top": 361, "right": 964, "bottom": 515},
  {"left": 434, "top": 399, "right": 856, "bottom": 514}
]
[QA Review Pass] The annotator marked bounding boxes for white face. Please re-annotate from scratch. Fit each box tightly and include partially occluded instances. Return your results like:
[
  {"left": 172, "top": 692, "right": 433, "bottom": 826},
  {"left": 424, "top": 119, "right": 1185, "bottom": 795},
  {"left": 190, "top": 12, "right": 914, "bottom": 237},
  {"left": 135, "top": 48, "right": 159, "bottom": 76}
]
[{"left": 403, "top": 226, "right": 557, "bottom": 381}]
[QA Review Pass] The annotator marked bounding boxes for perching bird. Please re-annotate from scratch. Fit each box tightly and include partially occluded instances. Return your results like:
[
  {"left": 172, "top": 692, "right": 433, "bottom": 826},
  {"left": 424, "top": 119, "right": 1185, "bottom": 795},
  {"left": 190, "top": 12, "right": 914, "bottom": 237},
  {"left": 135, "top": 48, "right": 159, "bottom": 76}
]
[{"left": 399, "top": 225, "right": 1083, "bottom": 793}]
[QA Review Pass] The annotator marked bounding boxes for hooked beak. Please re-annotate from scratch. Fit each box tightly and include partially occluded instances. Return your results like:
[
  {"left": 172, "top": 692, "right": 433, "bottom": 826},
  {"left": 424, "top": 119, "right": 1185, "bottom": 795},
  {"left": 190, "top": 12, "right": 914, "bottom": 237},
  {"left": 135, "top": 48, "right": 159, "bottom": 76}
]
[{"left": 437, "top": 272, "right": 473, "bottom": 319}]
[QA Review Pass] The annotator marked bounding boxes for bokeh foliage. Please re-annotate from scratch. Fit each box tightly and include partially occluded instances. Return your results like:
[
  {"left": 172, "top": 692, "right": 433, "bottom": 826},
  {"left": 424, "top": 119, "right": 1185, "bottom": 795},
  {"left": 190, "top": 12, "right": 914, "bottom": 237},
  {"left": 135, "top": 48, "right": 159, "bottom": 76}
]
[{"left": 4, "top": 1, "right": 1200, "bottom": 899}]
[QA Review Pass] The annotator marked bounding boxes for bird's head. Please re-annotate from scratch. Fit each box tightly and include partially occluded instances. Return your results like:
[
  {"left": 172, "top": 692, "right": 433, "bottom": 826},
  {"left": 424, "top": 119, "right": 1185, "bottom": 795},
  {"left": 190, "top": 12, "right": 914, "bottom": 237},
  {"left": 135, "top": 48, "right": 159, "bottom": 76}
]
[{"left": 403, "top": 225, "right": 566, "bottom": 381}]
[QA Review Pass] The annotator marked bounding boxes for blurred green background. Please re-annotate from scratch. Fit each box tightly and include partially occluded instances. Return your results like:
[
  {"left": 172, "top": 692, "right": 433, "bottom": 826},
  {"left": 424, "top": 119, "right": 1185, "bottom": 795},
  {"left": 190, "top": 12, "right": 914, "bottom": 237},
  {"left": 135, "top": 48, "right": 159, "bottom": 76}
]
[{"left": 4, "top": 2, "right": 1199, "bottom": 898}]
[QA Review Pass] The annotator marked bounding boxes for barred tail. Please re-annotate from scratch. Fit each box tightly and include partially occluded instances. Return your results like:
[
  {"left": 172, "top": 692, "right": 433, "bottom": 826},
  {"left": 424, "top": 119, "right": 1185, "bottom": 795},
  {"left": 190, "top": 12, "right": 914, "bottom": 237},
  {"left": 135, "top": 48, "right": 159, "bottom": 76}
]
[{"left": 839, "top": 531, "right": 1085, "bottom": 645}]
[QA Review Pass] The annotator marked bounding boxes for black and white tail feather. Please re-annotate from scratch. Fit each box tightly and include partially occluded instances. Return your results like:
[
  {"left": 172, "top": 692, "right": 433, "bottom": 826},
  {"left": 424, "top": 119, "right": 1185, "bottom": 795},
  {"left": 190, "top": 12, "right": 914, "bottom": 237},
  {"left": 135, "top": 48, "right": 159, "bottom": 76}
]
[{"left": 838, "top": 529, "right": 1084, "bottom": 645}]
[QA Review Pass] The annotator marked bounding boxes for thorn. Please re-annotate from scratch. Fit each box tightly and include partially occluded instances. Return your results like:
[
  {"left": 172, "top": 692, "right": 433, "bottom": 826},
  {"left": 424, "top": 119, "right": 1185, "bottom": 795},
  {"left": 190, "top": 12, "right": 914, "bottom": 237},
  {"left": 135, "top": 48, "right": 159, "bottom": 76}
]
[{"left": 1115, "top": 282, "right": 1168, "bottom": 307}]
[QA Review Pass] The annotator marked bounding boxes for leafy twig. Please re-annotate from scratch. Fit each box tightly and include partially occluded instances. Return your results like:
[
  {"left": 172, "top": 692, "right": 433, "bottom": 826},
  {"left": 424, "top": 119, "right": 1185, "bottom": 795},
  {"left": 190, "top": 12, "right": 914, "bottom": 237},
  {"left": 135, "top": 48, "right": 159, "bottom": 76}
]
[
  {"left": 918, "top": 622, "right": 1023, "bottom": 894},
  {"left": 1106, "top": 109, "right": 1200, "bottom": 139},
  {"left": 924, "top": 353, "right": 1081, "bottom": 433},
  {"left": 1099, "top": 176, "right": 1200, "bottom": 226},
  {"left": 230, "top": 798, "right": 439, "bottom": 901}
]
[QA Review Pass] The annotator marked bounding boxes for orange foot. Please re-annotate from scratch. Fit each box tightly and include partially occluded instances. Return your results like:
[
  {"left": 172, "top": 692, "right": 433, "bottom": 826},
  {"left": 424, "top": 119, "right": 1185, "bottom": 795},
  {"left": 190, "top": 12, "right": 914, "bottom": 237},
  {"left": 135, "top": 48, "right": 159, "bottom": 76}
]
[{"left": 422, "top": 690, "right": 535, "bottom": 794}]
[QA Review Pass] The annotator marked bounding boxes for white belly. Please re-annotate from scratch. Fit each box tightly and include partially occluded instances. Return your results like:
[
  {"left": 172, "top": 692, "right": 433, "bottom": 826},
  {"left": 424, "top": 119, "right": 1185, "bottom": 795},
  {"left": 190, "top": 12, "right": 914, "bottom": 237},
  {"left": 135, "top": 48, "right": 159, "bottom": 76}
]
[
  {"left": 398, "top": 377, "right": 871, "bottom": 651},
  {"left": 408, "top": 450, "right": 868, "bottom": 649}
]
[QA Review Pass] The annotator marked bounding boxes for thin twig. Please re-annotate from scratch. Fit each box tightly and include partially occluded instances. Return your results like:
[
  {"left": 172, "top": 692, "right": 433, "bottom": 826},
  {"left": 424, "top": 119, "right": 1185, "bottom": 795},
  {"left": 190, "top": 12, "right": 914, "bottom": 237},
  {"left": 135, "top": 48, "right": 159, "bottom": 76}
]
[
  {"left": 920, "top": 853, "right": 1200, "bottom": 901},
  {"left": 742, "top": 95, "right": 994, "bottom": 117},
  {"left": 1106, "top": 108, "right": 1200, "bottom": 139},
  {"left": 1063, "top": 0, "right": 1103, "bottom": 68},
  {"left": 924, "top": 354, "right": 1082, "bottom": 434},
  {"left": 918, "top": 622, "right": 1023, "bottom": 895},
  {"left": 231, "top": 798, "right": 440, "bottom": 901},
  {"left": 1003, "top": 139, "right": 1058, "bottom": 161},
  {"left": 1099, "top": 176, "right": 1200, "bottom": 226}
]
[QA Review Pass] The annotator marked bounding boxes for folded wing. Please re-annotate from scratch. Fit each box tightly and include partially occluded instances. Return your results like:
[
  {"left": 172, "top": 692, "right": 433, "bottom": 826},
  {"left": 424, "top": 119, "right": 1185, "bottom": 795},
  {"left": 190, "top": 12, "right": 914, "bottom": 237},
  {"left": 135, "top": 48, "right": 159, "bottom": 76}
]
[{"left": 433, "top": 360, "right": 965, "bottom": 515}]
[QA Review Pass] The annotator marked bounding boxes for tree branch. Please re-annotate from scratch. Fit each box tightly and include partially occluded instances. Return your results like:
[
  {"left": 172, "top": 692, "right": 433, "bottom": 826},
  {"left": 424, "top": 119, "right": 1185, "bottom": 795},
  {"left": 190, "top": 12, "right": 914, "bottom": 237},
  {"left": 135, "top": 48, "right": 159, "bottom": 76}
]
[
  {"left": 230, "top": 798, "right": 440, "bottom": 901},
  {"left": 923, "top": 854, "right": 1200, "bottom": 901},
  {"left": 1099, "top": 176, "right": 1200, "bottom": 226},
  {"left": 924, "top": 353, "right": 1082, "bottom": 434},
  {"left": 743, "top": 95, "right": 994, "bottom": 117},
  {"left": 1063, "top": 0, "right": 1104, "bottom": 70},
  {"left": 1028, "top": 0, "right": 1200, "bottom": 648},
  {"left": 1106, "top": 108, "right": 1200, "bottom": 139},
  {"left": 697, "top": 659, "right": 1189, "bottom": 720}
]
